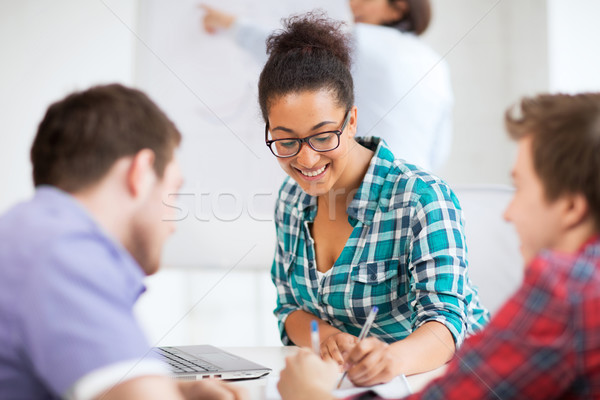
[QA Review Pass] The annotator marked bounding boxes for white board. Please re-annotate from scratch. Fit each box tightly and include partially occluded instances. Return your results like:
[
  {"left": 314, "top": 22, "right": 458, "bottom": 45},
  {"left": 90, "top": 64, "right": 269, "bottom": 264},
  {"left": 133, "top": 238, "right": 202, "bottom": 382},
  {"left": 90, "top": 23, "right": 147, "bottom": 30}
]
[{"left": 135, "top": 0, "right": 350, "bottom": 269}]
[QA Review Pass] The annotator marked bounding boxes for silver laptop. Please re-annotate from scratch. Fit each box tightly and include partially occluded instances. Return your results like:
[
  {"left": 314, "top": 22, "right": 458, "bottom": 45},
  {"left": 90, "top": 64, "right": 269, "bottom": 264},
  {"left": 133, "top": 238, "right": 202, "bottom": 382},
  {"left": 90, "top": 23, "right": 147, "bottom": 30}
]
[{"left": 153, "top": 345, "right": 271, "bottom": 380}]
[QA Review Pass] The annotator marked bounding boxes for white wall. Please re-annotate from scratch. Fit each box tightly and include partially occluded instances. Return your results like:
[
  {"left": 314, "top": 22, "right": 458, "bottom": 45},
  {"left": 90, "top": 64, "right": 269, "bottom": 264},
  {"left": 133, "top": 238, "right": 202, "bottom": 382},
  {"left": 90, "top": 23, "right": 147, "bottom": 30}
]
[
  {"left": 547, "top": 0, "right": 600, "bottom": 92},
  {"left": 134, "top": 267, "right": 281, "bottom": 346},
  {"left": 0, "top": 0, "right": 137, "bottom": 212},
  {"left": 425, "top": 0, "right": 549, "bottom": 186}
]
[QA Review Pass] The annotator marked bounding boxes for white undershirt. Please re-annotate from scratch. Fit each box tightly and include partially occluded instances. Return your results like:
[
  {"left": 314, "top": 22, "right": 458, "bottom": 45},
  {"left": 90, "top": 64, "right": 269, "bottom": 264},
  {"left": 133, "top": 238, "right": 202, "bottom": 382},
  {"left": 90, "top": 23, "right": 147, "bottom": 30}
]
[{"left": 316, "top": 267, "right": 333, "bottom": 284}]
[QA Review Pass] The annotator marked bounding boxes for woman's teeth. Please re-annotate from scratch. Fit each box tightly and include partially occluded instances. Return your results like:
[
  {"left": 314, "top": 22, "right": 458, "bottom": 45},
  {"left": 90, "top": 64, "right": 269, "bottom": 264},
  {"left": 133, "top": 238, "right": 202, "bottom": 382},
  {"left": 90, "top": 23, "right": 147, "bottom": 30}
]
[{"left": 300, "top": 165, "right": 327, "bottom": 177}]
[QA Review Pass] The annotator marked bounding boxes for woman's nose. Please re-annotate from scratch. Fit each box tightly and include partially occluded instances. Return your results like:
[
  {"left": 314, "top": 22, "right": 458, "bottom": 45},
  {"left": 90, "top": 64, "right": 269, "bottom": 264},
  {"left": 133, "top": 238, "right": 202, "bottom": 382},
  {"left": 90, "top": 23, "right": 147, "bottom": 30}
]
[{"left": 295, "top": 142, "right": 320, "bottom": 167}]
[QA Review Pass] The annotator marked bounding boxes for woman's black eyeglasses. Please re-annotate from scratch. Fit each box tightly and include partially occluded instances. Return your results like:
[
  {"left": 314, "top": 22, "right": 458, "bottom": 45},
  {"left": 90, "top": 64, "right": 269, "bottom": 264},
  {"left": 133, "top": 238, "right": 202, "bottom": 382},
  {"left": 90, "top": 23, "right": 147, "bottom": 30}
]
[{"left": 265, "top": 110, "right": 352, "bottom": 158}]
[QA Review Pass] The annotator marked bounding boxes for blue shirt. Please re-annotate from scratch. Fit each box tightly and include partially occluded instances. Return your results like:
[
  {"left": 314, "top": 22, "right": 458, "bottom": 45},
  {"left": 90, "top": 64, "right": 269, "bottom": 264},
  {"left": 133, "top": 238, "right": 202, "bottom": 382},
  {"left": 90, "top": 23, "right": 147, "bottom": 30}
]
[
  {"left": 272, "top": 137, "right": 489, "bottom": 346},
  {"left": 0, "top": 187, "right": 157, "bottom": 399}
]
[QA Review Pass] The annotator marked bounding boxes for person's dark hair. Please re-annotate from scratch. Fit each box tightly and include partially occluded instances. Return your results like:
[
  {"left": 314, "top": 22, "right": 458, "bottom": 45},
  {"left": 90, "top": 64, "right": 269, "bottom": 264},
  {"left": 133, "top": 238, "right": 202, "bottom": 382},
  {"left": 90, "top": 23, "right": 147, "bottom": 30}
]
[
  {"left": 31, "top": 84, "right": 181, "bottom": 192},
  {"left": 387, "top": 0, "right": 431, "bottom": 35},
  {"left": 505, "top": 92, "right": 600, "bottom": 229},
  {"left": 258, "top": 12, "right": 354, "bottom": 123}
]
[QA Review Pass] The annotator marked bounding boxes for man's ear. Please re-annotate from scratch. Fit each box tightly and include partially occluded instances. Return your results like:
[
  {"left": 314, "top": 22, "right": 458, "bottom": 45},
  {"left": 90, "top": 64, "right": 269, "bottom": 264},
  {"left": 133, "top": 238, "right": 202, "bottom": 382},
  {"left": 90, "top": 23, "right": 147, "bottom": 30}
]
[
  {"left": 126, "top": 149, "right": 156, "bottom": 199},
  {"left": 561, "top": 192, "right": 590, "bottom": 230}
]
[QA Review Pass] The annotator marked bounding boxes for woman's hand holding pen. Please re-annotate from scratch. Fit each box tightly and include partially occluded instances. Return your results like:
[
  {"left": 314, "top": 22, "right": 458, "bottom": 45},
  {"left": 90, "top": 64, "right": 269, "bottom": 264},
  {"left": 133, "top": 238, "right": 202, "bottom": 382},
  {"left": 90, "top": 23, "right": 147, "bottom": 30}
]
[
  {"left": 320, "top": 331, "right": 358, "bottom": 369},
  {"left": 343, "top": 337, "right": 400, "bottom": 387}
]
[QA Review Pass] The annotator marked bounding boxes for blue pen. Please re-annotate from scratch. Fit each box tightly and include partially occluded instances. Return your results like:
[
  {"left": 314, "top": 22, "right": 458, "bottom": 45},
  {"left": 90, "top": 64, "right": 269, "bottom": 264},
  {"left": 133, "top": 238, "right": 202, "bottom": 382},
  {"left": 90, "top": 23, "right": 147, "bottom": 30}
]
[
  {"left": 337, "top": 306, "right": 379, "bottom": 389},
  {"left": 310, "top": 320, "right": 320, "bottom": 355}
]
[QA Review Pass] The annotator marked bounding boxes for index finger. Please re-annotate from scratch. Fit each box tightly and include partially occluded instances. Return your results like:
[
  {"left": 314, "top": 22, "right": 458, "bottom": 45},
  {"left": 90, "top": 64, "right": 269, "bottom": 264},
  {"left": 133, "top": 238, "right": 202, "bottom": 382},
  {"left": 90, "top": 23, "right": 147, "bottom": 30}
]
[
  {"left": 346, "top": 337, "right": 378, "bottom": 364},
  {"left": 324, "top": 340, "right": 345, "bottom": 365},
  {"left": 337, "top": 335, "right": 358, "bottom": 355}
]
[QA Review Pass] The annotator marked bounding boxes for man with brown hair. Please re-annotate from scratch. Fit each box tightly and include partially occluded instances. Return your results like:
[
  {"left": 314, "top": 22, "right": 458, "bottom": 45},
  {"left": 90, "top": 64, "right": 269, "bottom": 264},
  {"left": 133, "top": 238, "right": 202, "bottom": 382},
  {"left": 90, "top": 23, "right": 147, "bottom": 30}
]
[
  {"left": 276, "top": 92, "right": 600, "bottom": 399},
  {"left": 0, "top": 84, "right": 245, "bottom": 400}
]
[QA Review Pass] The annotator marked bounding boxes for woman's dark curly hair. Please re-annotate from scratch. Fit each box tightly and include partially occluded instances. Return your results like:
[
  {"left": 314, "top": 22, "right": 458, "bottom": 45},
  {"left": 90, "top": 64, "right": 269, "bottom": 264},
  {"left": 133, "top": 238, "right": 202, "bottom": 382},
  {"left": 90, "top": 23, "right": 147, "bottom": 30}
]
[{"left": 258, "top": 12, "right": 354, "bottom": 123}]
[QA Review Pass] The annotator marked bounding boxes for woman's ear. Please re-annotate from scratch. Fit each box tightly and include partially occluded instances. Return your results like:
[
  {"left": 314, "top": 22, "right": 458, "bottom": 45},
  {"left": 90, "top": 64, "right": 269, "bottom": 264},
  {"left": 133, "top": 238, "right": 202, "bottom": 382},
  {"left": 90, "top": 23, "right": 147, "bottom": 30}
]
[
  {"left": 126, "top": 149, "right": 156, "bottom": 199},
  {"left": 347, "top": 105, "right": 359, "bottom": 140}
]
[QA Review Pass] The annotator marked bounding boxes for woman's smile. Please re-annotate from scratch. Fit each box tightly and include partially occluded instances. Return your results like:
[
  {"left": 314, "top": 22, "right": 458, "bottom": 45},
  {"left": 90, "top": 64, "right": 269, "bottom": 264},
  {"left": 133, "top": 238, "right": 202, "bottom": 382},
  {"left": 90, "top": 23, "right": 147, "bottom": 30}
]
[{"left": 295, "top": 164, "right": 329, "bottom": 180}]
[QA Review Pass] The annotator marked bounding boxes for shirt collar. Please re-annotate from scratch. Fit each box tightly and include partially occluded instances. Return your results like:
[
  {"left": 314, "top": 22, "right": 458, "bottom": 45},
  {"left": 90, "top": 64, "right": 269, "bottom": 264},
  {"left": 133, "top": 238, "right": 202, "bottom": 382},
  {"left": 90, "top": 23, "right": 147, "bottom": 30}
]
[
  {"left": 347, "top": 137, "right": 395, "bottom": 225},
  {"left": 295, "top": 137, "right": 396, "bottom": 225},
  {"left": 581, "top": 234, "right": 600, "bottom": 255}
]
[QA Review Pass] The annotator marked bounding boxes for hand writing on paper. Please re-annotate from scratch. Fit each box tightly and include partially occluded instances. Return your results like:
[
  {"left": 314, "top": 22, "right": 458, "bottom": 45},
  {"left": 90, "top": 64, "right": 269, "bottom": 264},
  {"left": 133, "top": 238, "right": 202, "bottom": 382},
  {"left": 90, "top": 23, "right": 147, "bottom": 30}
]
[
  {"left": 320, "top": 331, "right": 358, "bottom": 368},
  {"left": 344, "top": 337, "right": 399, "bottom": 387},
  {"left": 278, "top": 348, "right": 338, "bottom": 400}
]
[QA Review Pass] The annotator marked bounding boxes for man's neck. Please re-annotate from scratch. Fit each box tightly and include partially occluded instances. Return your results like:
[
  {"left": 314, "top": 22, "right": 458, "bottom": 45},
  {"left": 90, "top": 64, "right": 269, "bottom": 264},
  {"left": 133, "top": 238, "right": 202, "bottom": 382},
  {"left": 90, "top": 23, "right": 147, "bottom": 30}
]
[
  {"left": 554, "top": 218, "right": 598, "bottom": 255},
  {"left": 72, "top": 186, "right": 132, "bottom": 248}
]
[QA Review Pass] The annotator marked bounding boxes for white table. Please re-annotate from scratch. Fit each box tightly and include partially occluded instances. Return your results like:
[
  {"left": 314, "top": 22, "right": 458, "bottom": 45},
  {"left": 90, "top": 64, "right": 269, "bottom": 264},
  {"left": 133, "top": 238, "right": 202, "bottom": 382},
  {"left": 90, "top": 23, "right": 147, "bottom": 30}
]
[{"left": 224, "top": 346, "right": 447, "bottom": 399}]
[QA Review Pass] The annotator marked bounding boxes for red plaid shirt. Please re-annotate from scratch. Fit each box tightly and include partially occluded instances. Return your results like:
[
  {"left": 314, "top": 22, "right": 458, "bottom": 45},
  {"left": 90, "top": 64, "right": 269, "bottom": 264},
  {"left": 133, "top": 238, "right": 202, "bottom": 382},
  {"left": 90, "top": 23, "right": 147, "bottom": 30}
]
[{"left": 348, "top": 237, "right": 600, "bottom": 400}]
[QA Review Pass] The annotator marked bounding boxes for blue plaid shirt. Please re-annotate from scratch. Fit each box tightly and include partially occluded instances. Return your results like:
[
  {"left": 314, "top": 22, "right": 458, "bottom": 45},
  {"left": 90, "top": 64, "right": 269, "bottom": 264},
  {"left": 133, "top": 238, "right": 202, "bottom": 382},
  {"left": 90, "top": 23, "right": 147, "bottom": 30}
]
[{"left": 271, "top": 137, "right": 489, "bottom": 347}]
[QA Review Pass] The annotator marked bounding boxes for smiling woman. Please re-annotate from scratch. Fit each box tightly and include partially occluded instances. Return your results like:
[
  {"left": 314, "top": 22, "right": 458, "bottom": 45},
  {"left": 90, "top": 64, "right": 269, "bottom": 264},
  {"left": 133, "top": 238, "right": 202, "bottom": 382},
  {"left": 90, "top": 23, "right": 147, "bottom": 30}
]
[
  {"left": 259, "top": 12, "right": 489, "bottom": 386},
  {"left": 264, "top": 90, "right": 367, "bottom": 198}
]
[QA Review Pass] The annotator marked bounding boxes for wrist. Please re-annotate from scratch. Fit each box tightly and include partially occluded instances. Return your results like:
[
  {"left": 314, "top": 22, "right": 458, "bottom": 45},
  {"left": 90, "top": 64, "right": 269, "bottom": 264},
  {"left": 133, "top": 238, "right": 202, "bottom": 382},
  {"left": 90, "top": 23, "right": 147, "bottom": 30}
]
[
  {"left": 387, "top": 341, "right": 407, "bottom": 374},
  {"left": 300, "top": 387, "right": 336, "bottom": 400},
  {"left": 318, "top": 323, "right": 343, "bottom": 342},
  {"left": 222, "top": 15, "right": 235, "bottom": 29}
]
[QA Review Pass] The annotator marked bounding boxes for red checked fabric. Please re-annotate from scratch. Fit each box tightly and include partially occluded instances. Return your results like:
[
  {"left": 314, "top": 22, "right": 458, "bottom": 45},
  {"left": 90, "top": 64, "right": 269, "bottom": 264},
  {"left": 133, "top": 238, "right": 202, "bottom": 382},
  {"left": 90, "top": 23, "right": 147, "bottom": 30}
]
[{"left": 348, "top": 237, "right": 600, "bottom": 400}]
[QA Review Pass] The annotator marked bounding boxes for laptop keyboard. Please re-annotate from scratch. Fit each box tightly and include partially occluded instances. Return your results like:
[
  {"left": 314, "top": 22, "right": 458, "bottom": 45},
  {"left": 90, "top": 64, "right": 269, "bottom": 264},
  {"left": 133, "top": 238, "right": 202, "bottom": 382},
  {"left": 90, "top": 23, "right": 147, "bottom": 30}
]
[{"left": 154, "top": 347, "right": 220, "bottom": 373}]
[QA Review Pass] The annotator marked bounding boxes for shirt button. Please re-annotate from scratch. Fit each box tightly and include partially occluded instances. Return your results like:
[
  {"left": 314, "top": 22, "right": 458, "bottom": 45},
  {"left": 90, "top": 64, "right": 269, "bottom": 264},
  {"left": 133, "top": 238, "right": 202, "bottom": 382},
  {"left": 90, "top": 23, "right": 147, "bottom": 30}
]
[
  {"left": 309, "top": 262, "right": 314, "bottom": 268},
  {"left": 370, "top": 274, "right": 377, "bottom": 281}
]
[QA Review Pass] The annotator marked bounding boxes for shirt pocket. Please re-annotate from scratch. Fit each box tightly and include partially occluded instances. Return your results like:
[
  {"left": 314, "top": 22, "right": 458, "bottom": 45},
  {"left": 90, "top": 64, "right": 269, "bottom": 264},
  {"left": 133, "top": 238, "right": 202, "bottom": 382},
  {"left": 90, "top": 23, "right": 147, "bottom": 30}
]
[
  {"left": 351, "top": 260, "right": 398, "bottom": 283},
  {"left": 349, "top": 260, "right": 404, "bottom": 318}
]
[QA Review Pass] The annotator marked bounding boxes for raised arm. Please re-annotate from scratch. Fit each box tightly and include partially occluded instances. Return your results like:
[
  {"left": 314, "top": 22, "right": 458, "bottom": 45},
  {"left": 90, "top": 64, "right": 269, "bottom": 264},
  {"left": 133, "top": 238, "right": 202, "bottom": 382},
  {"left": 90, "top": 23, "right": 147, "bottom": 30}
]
[{"left": 199, "top": 4, "right": 272, "bottom": 65}]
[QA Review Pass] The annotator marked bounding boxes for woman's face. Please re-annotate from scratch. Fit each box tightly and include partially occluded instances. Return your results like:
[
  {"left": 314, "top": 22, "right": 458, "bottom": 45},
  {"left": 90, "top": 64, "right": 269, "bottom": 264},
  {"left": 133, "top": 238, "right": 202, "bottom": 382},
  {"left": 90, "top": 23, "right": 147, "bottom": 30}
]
[
  {"left": 349, "top": 0, "right": 404, "bottom": 25},
  {"left": 266, "top": 90, "right": 357, "bottom": 197}
]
